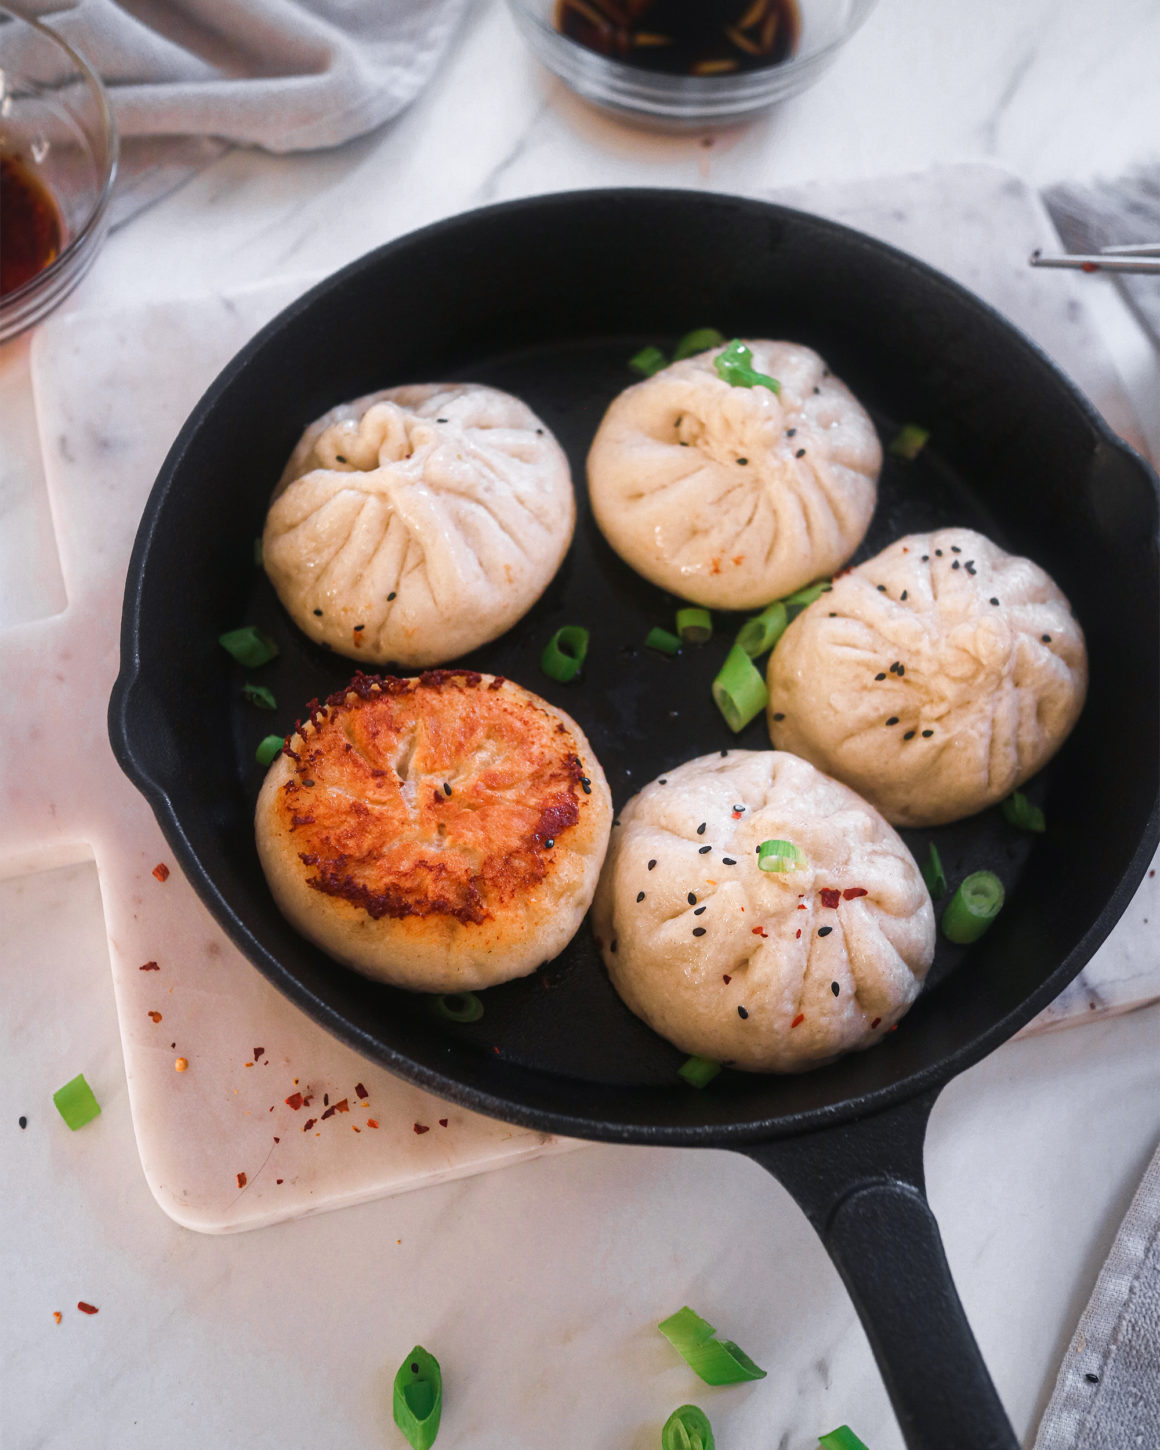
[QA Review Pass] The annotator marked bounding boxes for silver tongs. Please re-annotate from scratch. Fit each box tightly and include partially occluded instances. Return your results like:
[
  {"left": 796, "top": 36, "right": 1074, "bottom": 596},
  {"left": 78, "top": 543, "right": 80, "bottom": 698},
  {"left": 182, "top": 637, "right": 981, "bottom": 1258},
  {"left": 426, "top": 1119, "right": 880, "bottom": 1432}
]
[{"left": 1029, "top": 242, "right": 1160, "bottom": 275}]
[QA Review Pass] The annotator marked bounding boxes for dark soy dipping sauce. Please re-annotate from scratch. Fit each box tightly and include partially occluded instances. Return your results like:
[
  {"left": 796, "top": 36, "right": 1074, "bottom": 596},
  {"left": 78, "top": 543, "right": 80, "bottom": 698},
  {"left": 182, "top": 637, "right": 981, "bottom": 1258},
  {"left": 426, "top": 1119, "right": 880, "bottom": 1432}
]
[
  {"left": 0, "top": 154, "right": 63, "bottom": 295},
  {"left": 555, "top": 0, "right": 801, "bottom": 75}
]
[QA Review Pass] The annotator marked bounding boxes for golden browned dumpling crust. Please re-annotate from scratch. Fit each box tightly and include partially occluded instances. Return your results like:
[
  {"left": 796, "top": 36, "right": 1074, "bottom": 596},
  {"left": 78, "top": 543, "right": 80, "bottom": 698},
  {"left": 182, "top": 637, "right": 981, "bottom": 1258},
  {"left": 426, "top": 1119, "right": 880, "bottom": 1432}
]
[{"left": 255, "top": 671, "right": 613, "bottom": 990}]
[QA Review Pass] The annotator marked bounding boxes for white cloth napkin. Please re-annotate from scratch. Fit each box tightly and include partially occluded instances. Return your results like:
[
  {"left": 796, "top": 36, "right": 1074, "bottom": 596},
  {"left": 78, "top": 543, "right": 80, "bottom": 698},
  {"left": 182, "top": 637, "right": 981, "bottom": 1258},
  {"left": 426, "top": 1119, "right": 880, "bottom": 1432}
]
[
  {"left": 1035, "top": 1138, "right": 1160, "bottom": 1448},
  {"left": 8, "top": 0, "right": 472, "bottom": 219}
]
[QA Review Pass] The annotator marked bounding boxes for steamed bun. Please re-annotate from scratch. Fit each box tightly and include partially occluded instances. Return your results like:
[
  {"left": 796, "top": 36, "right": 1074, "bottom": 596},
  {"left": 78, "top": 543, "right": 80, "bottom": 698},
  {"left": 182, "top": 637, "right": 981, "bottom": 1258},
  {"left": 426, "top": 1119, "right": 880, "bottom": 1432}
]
[
  {"left": 765, "top": 528, "right": 1088, "bottom": 827},
  {"left": 262, "top": 383, "right": 574, "bottom": 667},
  {"left": 586, "top": 341, "right": 880, "bottom": 609},
  {"left": 591, "top": 750, "right": 935, "bottom": 1072}
]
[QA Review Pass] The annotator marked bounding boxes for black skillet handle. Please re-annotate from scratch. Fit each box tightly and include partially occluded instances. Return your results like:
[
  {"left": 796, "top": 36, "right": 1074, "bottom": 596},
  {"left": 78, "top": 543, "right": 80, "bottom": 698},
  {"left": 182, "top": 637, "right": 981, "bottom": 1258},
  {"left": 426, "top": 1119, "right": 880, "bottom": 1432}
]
[{"left": 739, "top": 1089, "right": 1018, "bottom": 1450}]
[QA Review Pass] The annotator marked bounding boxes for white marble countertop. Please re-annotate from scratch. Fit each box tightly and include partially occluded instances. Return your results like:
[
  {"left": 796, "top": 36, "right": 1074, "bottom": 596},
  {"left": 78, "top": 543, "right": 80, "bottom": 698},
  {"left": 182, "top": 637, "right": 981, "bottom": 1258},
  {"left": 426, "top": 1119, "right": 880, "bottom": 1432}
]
[{"left": 3, "top": 2, "right": 1160, "bottom": 1447}]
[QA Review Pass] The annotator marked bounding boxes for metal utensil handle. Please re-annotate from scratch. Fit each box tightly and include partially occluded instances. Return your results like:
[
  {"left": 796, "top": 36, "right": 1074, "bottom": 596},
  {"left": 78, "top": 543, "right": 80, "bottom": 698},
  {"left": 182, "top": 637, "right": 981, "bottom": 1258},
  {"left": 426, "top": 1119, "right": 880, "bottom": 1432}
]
[{"left": 741, "top": 1090, "right": 1019, "bottom": 1450}]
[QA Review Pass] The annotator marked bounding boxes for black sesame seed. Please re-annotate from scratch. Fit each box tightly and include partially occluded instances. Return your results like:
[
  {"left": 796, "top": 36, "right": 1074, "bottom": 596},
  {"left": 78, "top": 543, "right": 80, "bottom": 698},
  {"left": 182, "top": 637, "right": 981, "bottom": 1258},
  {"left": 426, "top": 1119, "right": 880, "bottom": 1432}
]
[
  {"left": 897, "top": 664, "right": 905, "bottom": 676},
  {"left": 818, "top": 926, "right": 833, "bottom": 937},
  {"left": 387, "top": 591, "right": 397, "bottom": 601},
  {"left": 545, "top": 838, "right": 554, "bottom": 848},
  {"left": 935, "top": 549, "right": 943, "bottom": 557},
  {"left": 795, "top": 448, "right": 806, "bottom": 458},
  {"left": 922, "top": 729, "right": 934, "bottom": 738},
  {"left": 688, "top": 892, "right": 697, "bottom": 905},
  {"left": 412, "top": 1363, "right": 420, "bottom": 1375},
  {"left": 813, "top": 385, "right": 820, "bottom": 394},
  {"left": 637, "top": 891, "right": 645, "bottom": 903},
  {"left": 990, "top": 597, "right": 1000, "bottom": 606},
  {"left": 965, "top": 561, "right": 976, "bottom": 574},
  {"left": 951, "top": 545, "right": 961, "bottom": 553},
  {"left": 877, "top": 584, "right": 887, "bottom": 592},
  {"left": 903, "top": 730, "right": 915, "bottom": 740},
  {"left": 722, "top": 858, "right": 736, "bottom": 866},
  {"left": 694, "top": 906, "right": 707, "bottom": 916},
  {"left": 828, "top": 611, "right": 837, "bottom": 617},
  {"left": 831, "top": 982, "right": 840, "bottom": 996},
  {"left": 772, "top": 712, "right": 785, "bottom": 721},
  {"left": 886, "top": 717, "right": 899, "bottom": 726},
  {"left": 659, "top": 778, "right": 667, "bottom": 785},
  {"left": 580, "top": 777, "right": 592, "bottom": 793},
  {"left": 737, "top": 1005, "right": 749, "bottom": 1019},
  {"left": 733, "top": 804, "right": 745, "bottom": 813},
  {"left": 697, "top": 822, "right": 706, "bottom": 835},
  {"left": 786, "top": 428, "right": 796, "bottom": 436},
  {"left": 335, "top": 454, "right": 347, "bottom": 463},
  {"left": 1042, "top": 634, "right": 1052, "bottom": 643},
  {"left": 952, "top": 560, "right": 960, "bottom": 570},
  {"left": 354, "top": 623, "right": 365, "bottom": 631},
  {"left": 737, "top": 457, "right": 748, "bottom": 466},
  {"left": 610, "top": 939, "right": 618, "bottom": 953},
  {"left": 921, "top": 554, "right": 929, "bottom": 562},
  {"left": 692, "top": 927, "right": 707, "bottom": 937},
  {"left": 679, "top": 440, "right": 689, "bottom": 446},
  {"left": 18, "top": 1115, "right": 27, "bottom": 1129},
  {"left": 302, "top": 779, "right": 315, "bottom": 787},
  {"left": 875, "top": 672, "right": 886, "bottom": 681},
  {"left": 900, "top": 590, "right": 908, "bottom": 601},
  {"left": 1084, "top": 1373, "right": 1100, "bottom": 1385},
  {"left": 699, "top": 845, "right": 712, "bottom": 854},
  {"left": 436, "top": 418, "right": 448, "bottom": 424},
  {"left": 720, "top": 749, "right": 728, "bottom": 757},
  {"left": 535, "top": 428, "right": 544, "bottom": 435},
  {"left": 443, "top": 782, "right": 452, "bottom": 796},
  {"left": 648, "top": 859, "right": 657, "bottom": 870},
  {"left": 890, "top": 662, "right": 900, "bottom": 673},
  {"left": 313, "top": 608, "right": 323, "bottom": 616}
]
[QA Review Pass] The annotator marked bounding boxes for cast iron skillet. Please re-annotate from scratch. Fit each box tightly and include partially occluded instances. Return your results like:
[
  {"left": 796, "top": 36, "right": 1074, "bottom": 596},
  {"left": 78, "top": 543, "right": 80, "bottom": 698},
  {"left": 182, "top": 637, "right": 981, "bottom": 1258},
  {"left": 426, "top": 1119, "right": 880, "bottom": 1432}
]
[{"left": 110, "top": 191, "right": 1159, "bottom": 1448}]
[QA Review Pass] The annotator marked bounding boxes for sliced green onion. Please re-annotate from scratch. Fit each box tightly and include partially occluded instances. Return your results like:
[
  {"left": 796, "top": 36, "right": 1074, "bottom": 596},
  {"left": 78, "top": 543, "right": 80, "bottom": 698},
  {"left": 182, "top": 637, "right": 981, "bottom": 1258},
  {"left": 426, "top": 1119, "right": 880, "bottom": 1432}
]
[
  {"left": 736, "top": 601, "right": 788, "bottom": 658},
  {"left": 253, "top": 536, "right": 263, "bottom": 567},
  {"left": 758, "top": 839, "right": 806, "bottom": 873},
  {"left": 540, "top": 625, "right": 589, "bottom": 683},
  {"left": 888, "top": 423, "right": 930, "bottom": 461},
  {"left": 713, "top": 339, "right": 781, "bottom": 394},
  {"left": 53, "top": 1073, "right": 101, "bottom": 1131},
  {"left": 1001, "top": 790, "right": 1045, "bottom": 833},
  {"left": 432, "top": 992, "right": 484, "bottom": 1024},
  {"left": 678, "top": 1055, "right": 721, "bottom": 1089},
  {"left": 242, "top": 682, "right": 277, "bottom": 711},
  {"left": 819, "top": 1428, "right": 871, "bottom": 1450},
  {"left": 921, "top": 842, "right": 947, "bottom": 899},
  {"left": 658, "top": 1306, "right": 767, "bottom": 1386},
  {"left": 712, "top": 644, "right": 768, "bottom": 732},
  {"left": 781, "top": 580, "right": 833, "bottom": 608},
  {"left": 219, "top": 625, "right": 279, "bottom": 668},
  {"left": 673, "top": 327, "right": 726, "bottom": 361},
  {"left": 941, "top": 870, "right": 1005, "bottom": 944},
  {"left": 675, "top": 607, "right": 713, "bottom": 645},
  {"left": 646, "top": 626, "right": 683, "bottom": 656},
  {"left": 393, "top": 1346, "right": 442, "bottom": 1450},
  {"left": 662, "top": 1404, "right": 715, "bottom": 1450},
  {"left": 629, "top": 345, "right": 668, "bottom": 378},
  {"left": 255, "top": 734, "right": 285, "bottom": 767}
]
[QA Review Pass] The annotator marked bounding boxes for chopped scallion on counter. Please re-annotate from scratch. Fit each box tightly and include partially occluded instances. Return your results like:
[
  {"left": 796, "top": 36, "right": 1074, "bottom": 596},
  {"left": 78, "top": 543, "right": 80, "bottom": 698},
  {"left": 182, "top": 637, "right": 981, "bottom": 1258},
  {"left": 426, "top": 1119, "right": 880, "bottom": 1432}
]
[
  {"left": 53, "top": 1073, "right": 101, "bottom": 1131},
  {"left": 758, "top": 839, "right": 806, "bottom": 873},
  {"left": 819, "top": 1427, "right": 871, "bottom": 1450},
  {"left": 432, "top": 992, "right": 484, "bottom": 1025},
  {"left": 393, "top": 1346, "right": 442, "bottom": 1450},
  {"left": 1001, "top": 790, "right": 1045, "bottom": 833},
  {"left": 678, "top": 1055, "right": 721, "bottom": 1089},
  {"left": 219, "top": 625, "right": 279, "bottom": 668},
  {"left": 673, "top": 327, "right": 726, "bottom": 361},
  {"left": 646, "top": 626, "right": 683, "bottom": 656},
  {"left": 540, "top": 626, "right": 589, "bottom": 683},
  {"left": 662, "top": 1404, "right": 716, "bottom": 1450},
  {"left": 675, "top": 607, "right": 713, "bottom": 645},
  {"left": 242, "top": 682, "right": 277, "bottom": 711},
  {"left": 629, "top": 345, "right": 668, "bottom": 377},
  {"left": 713, "top": 339, "right": 780, "bottom": 394},
  {"left": 255, "top": 734, "right": 285, "bottom": 767},
  {"left": 921, "top": 843, "right": 947, "bottom": 899},
  {"left": 736, "top": 601, "right": 788, "bottom": 658},
  {"left": 712, "top": 645, "right": 768, "bottom": 732},
  {"left": 941, "top": 870, "right": 1005, "bottom": 944},
  {"left": 781, "top": 580, "right": 833, "bottom": 608},
  {"left": 888, "top": 423, "right": 930, "bottom": 461},
  {"left": 658, "top": 1306, "right": 767, "bottom": 1385}
]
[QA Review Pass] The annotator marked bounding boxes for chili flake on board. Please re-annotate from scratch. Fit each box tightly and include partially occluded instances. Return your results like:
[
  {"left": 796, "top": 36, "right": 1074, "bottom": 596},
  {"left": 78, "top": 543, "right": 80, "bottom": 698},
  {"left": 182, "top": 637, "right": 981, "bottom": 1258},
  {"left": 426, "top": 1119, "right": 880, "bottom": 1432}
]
[
  {"left": 77, "top": 1302, "right": 99, "bottom": 1315},
  {"left": 152, "top": 863, "right": 170, "bottom": 883}
]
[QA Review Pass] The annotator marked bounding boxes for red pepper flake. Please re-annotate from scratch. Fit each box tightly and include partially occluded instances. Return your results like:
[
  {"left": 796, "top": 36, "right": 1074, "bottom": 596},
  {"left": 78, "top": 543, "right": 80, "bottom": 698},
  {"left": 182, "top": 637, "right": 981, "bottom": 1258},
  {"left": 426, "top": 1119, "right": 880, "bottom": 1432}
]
[
  {"left": 53, "top": 1311, "right": 62, "bottom": 1324},
  {"left": 333, "top": 1098, "right": 350, "bottom": 1114},
  {"left": 285, "top": 1092, "right": 303, "bottom": 1110},
  {"left": 320, "top": 1105, "right": 337, "bottom": 1121},
  {"left": 147, "top": 1010, "right": 162, "bottom": 1023},
  {"left": 236, "top": 1171, "right": 247, "bottom": 1189},
  {"left": 355, "top": 1082, "right": 368, "bottom": 1100},
  {"left": 731, "top": 809, "right": 743, "bottom": 820},
  {"left": 791, "top": 1013, "right": 805, "bottom": 1028},
  {"left": 253, "top": 1047, "right": 264, "bottom": 1059},
  {"left": 367, "top": 1119, "right": 380, "bottom": 1129},
  {"left": 139, "top": 960, "right": 160, "bottom": 971},
  {"left": 819, "top": 888, "right": 841, "bottom": 909},
  {"left": 795, "top": 929, "right": 801, "bottom": 939},
  {"left": 77, "top": 1302, "right": 99, "bottom": 1315},
  {"left": 302, "top": 1118, "right": 316, "bottom": 1131},
  {"left": 152, "top": 863, "right": 169, "bottom": 883},
  {"left": 351, "top": 1125, "right": 361, "bottom": 1132},
  {"left": 843, "top": 887, "right": 868, "bottom": 900},
  {"left": 889, "top": 1024, "right": 899, "bottom": 1032},
  {"left": 439, "top": 1118, "right": 448, "bottom": 1127},
  {"left": 722, "top": 974, "right": 732, "bottom": 984},
  {"left": 413, "top": 1123, "right": 430, "bottom": 1135},
  {"left": 870, "top": 1017, "right": 882, "bottom": 1029},
  {"left": 276, "top": 1178, "right": 284, "bottom": 1184},
  {"left": 796, "top": 903, "right": 807, "bottom": 910},
  {"left": 273, "top": 1137, "right": 279, "bottom": 1143}
]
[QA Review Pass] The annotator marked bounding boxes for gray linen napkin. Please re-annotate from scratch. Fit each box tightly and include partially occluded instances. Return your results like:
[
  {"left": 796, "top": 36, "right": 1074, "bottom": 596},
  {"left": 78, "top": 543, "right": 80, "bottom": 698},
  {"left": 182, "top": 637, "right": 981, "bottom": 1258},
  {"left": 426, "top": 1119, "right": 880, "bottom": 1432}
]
[
  {"left": 1034, "top": 1138, "right": 1160, "bottom": 1449},
  {"left": 7, "top": 0, "right": 472, "bottom": 220}
]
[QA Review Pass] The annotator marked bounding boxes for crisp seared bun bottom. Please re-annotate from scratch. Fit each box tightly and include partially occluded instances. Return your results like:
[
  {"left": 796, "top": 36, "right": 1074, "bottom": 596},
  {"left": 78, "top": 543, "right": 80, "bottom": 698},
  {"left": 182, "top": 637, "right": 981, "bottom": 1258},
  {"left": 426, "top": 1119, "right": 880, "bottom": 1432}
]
[{"left": 255, "top": 671, "right": 613, "bottom": 991}]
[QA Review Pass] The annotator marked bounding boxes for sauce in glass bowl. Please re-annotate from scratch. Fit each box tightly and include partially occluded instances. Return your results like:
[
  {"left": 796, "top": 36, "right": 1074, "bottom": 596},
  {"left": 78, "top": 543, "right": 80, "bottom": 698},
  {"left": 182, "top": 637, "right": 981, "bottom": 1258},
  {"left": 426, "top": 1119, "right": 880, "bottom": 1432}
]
[
  {"left": 555, "top": 0, "right": 800, "bottom": 76},
  {"left": 0, "top": 154, "right": 64, "bottom": 296}
]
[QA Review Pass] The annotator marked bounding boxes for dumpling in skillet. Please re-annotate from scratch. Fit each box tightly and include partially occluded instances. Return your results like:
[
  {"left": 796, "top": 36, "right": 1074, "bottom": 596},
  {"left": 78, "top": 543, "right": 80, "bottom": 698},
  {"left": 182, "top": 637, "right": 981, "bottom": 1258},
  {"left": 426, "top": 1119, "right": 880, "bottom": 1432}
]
[
  {"left": 765, "top": 528, "right": 1088, "bottom": 827},
  {"left": 586, "top": 341, "right": 880, "bottom": 609},
  {"left": 591, "top": 750, "right": 934, "bottom": 1073},
  {"left": 262, "top": 383, "right": 574, "bottom": 667}
]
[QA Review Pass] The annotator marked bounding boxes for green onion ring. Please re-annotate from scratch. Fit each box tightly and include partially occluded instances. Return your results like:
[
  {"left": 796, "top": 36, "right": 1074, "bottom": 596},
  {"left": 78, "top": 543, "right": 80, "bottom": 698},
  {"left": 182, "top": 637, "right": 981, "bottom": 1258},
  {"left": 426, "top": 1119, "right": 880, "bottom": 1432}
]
[
  {"left": 219, "top": 625, "right": 279, "bottom": 668},
  {"left": 781, "top": 580, "right": 833, "bottom": 608},
  {"left": 392, "top": 1346, "right": 442, "bottom": 1450},
  {"left": 888, "top": 423, "right": 930, "bottom": 460},
  {"left": 242, "top": 682, "right": 277, "bottom": 711},
  {"left": 818, "top": 1427, "right": 871, "bottom": 1450},
  {"left": 713, "top": 339, "right": 781, "bottom": 394},
  {"left": 658, "top": 1307, "right": 767, "bottom": 1385},
  {"left": 53, "top": 1073, "right": 101, "bottom": 1131},
  {"left": 711, "top": 644, "right": 768, "bottom": 732},
  {"left": 540, "top": 625, "right": 589, "bottom": 683},
  {"left": 941, "top": 870, "right": 1005, "bottom": 944},
  {"left": 662, "top": 1404, "right": 716, "bottom": 1450},
  {"left": 921, "top": 842, "right": 947, "bottom": 899},
  {"left": 432, "top": 992, "right": 484, "bottom": 1025},
  {"left": 757, "top": 839, "right": 806, "bottom": 873},
  {"left": 255, "top": 734, "right": 286, "bottom": 767},
  {"left": 675, "top": 607, "right": 713, "bottom": 645},
  {"left": 677, "top": 1055, "right": 721, "bottom": 1089},
  {"left": 673, "top": 327, "right": 726, "bottom": 361},
  {"left": 646, "top": 626, "right": 682, "bottom": 656},
  {"left": 735, "top": 601, "right": 788, "bottom": 658},
  {"left": 1001, "top": 790, "right": 1046, "bottom": 833},
  {"left": 629, "top": 345, "right": 668, "bottom": 377}
]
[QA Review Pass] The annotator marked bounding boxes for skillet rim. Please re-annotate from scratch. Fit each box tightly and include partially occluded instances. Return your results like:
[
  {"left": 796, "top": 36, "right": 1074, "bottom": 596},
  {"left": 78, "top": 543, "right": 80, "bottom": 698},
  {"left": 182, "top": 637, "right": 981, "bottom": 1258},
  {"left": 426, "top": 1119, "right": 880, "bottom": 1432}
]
[{"left": 109, "top": 186, "right": 1160, "bottom": 1146}]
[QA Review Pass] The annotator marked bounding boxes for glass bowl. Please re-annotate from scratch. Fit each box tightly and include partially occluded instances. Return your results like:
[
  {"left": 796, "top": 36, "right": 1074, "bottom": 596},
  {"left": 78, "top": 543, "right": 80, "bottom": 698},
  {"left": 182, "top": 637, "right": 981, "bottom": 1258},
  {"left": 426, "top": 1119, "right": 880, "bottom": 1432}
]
[
  {"left": 506, "top": 0, "right": 879, "bottom": 127},
  {"left": 0, "top": 5, "right": 118, "bottom": 341}
]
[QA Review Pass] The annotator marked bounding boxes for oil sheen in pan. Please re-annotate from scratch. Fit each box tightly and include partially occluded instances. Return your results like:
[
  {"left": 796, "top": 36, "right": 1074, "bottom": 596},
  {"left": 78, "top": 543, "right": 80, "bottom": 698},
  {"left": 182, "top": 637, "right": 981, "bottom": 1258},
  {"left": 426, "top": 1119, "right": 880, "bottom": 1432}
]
[{"left": 227, "top": 334, "right": 1039, "bottom": 1087}]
